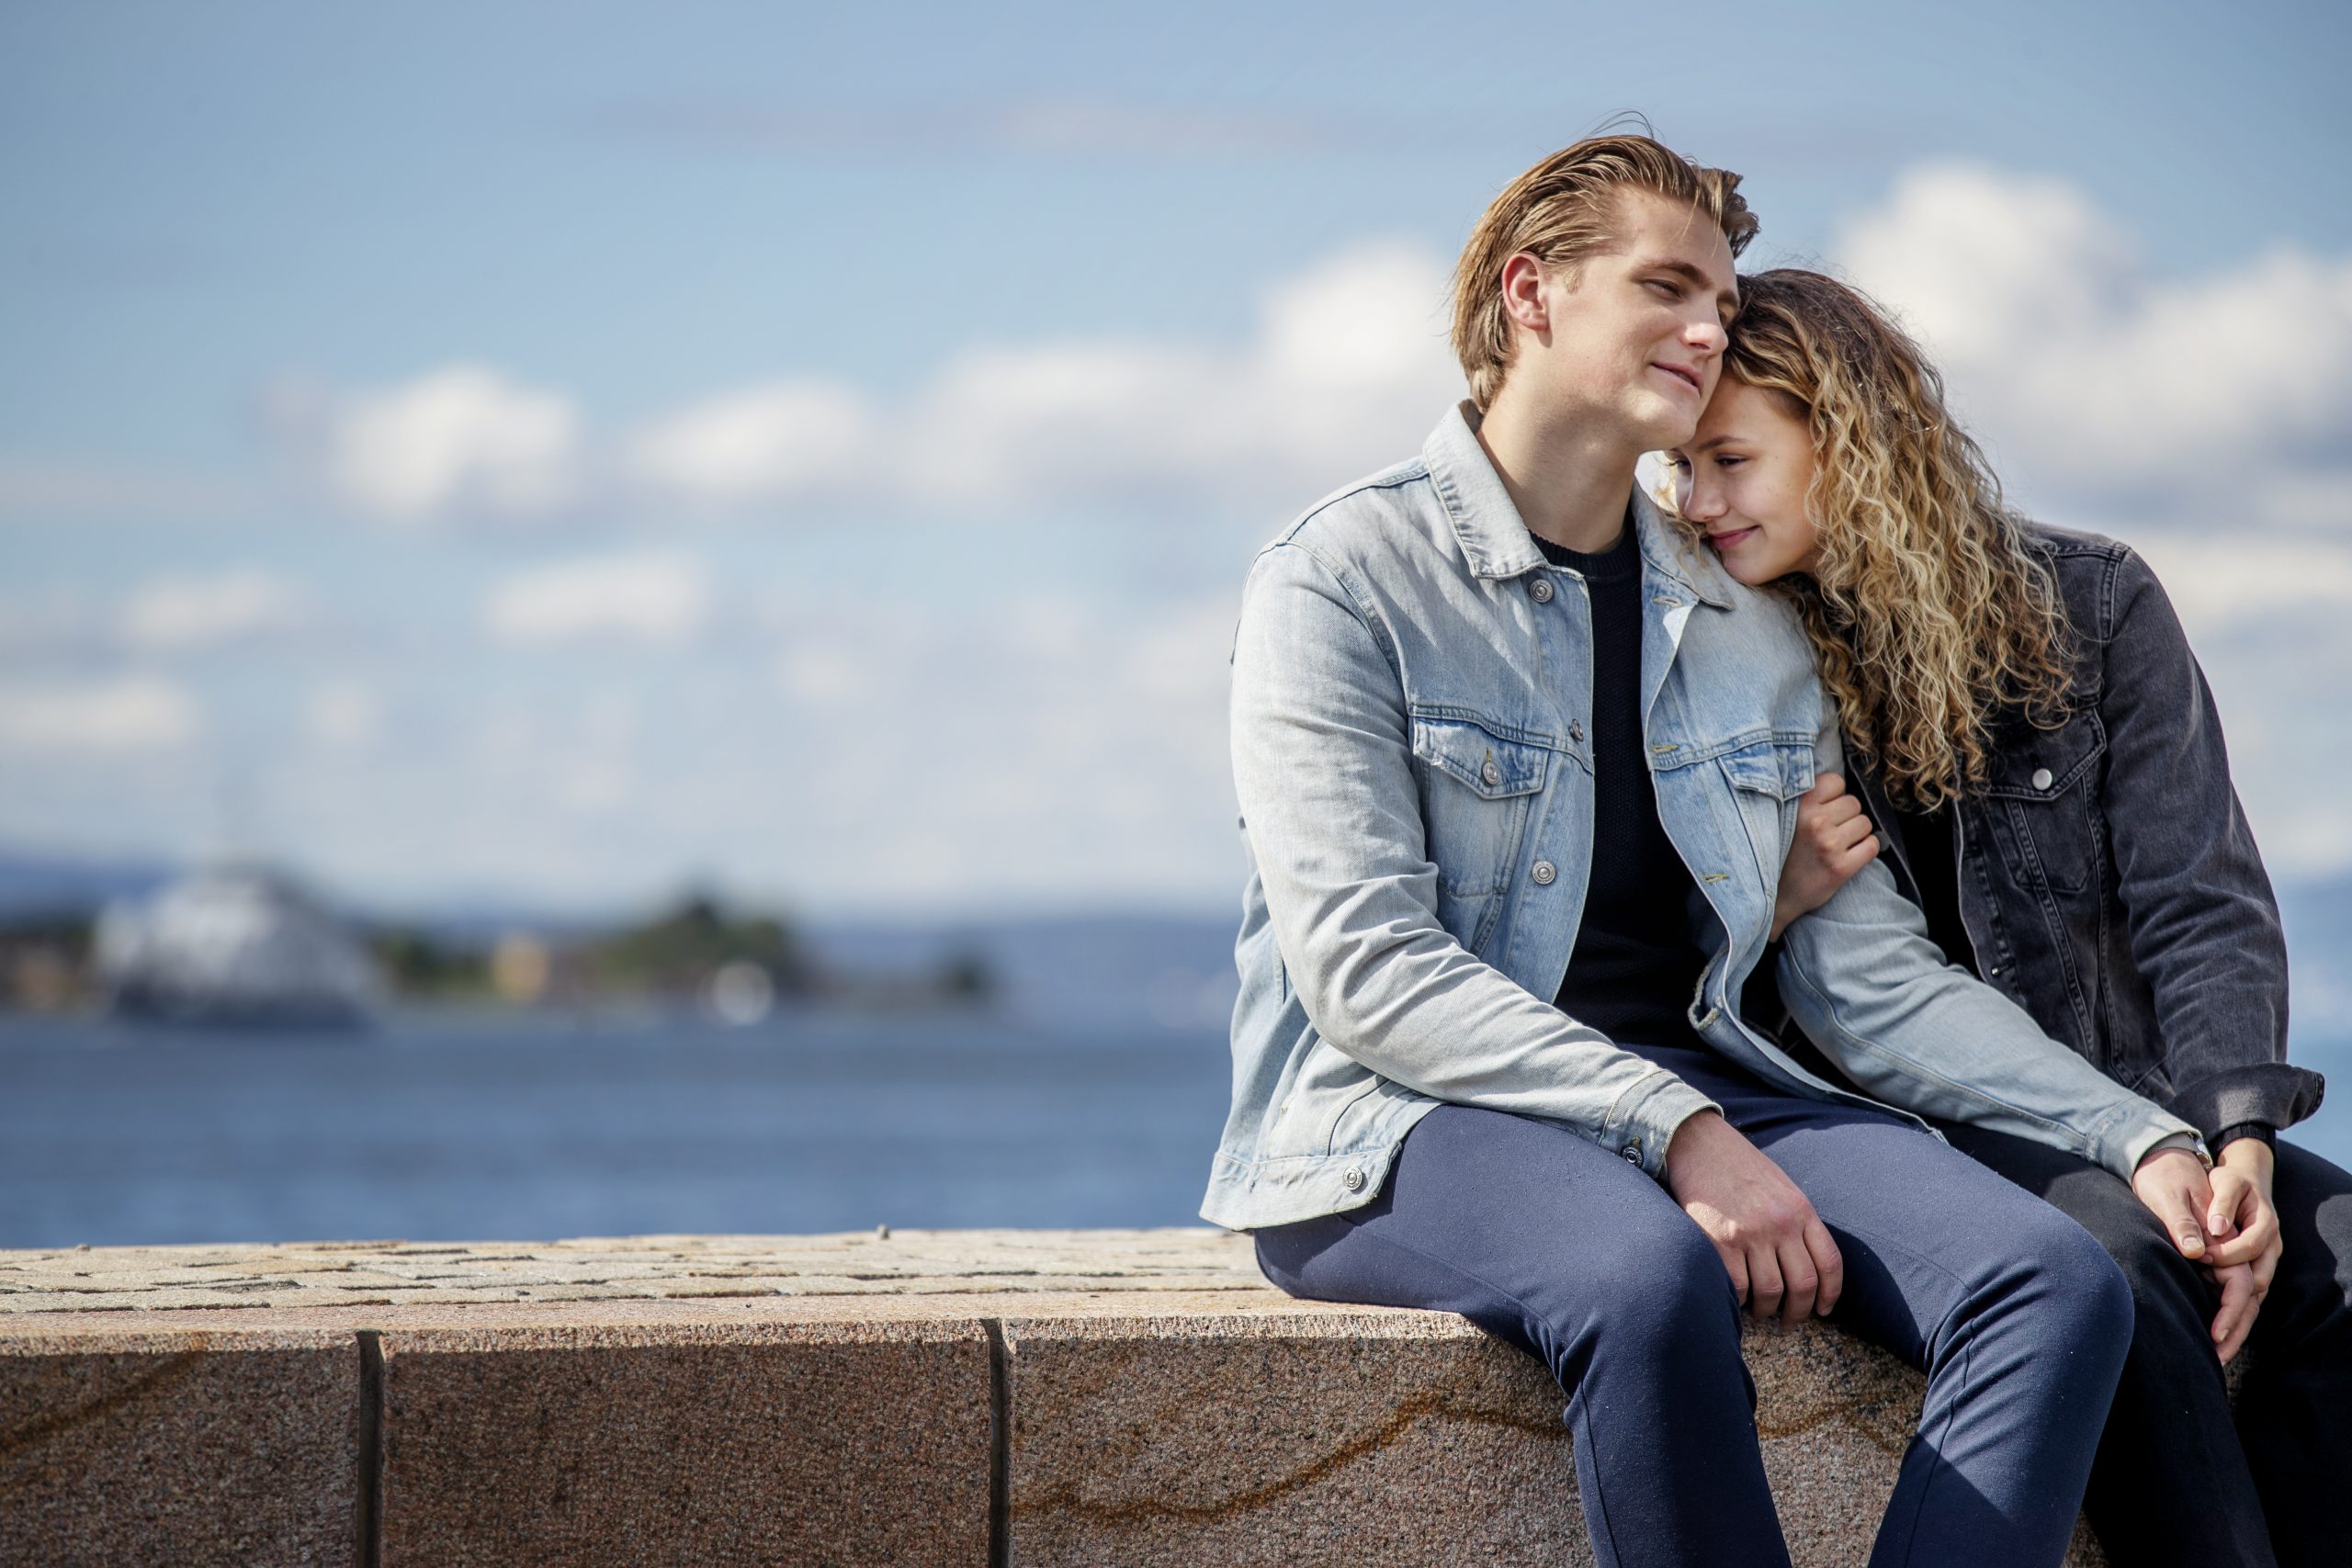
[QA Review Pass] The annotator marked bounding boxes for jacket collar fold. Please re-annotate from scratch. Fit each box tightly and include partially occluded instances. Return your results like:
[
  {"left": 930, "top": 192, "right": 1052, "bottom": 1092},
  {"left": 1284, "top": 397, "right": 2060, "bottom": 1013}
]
[{"left": 1422, "top": 400, "right": 1732, "bottom": 609}]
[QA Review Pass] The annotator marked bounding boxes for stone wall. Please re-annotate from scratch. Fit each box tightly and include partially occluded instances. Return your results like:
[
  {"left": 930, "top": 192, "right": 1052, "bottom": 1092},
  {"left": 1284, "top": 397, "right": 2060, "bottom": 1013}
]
[{"left": 0, "top": 1229, "right": 2104, "bottom": 1566}]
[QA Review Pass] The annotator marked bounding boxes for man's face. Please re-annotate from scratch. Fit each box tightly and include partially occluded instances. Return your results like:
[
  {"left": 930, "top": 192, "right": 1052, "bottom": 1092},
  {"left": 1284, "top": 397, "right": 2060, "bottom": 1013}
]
[{"left": 1523, "top": 189, "right": 1739, "bottom": 450}]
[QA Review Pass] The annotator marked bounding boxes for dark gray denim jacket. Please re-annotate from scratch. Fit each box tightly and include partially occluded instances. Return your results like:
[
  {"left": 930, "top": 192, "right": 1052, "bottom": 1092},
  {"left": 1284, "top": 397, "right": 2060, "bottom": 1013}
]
[{"left": 1844, "top": 525, "right": 2324, "bottom": 1144}]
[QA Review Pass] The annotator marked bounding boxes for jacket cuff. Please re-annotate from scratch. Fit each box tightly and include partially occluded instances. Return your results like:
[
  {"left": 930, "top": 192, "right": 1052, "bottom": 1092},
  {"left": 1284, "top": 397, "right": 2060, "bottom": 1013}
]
[
  {"left": 2168, "top": 1063, "right": 2326, "bottom": 1144},
  {"left": 2098, "top": 1100, "right": 2204, "bottom": 1183},
  {"left": 1604, "top": 1070, "right": 1721, "bottom": 1180}
]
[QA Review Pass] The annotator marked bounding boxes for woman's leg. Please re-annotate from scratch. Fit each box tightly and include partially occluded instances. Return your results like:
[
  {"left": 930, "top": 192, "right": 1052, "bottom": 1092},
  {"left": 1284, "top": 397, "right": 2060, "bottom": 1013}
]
[
  {"left": 2233, "top": 1139, "right": 2352, "bottom": 1568},
  {"left": 1651, "top": 1047, "right": 2134, "bottom": 1568},
  {"left": 1937, "top": 1120, "right": 2276, "bottom": 1568},
  {"left": 1252, "top": 1102, "right": 1791, "bottom": 1568}
]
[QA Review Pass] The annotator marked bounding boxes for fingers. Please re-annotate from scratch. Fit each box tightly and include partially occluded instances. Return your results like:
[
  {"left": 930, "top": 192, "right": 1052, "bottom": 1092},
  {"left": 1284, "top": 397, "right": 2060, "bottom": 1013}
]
[
  {"left": 1823, "top": 810, "right": 1875, "bottom": 854},
  {"left": 1804, "top": 773, "right": 1848, "bottom": 804},
  {"left": 2205, "top": 1168, "right": 2249, "bottom": 1239},
  {"left": 2205, "top": 1207, "right": 2280, "bottom": 1269},
  {"left": 1774, "top": 1238, "right": 1820, "bottom": 1325},
  {"left": 2211, "top": 1265, "right": 2261, "bottom": 1364},
  {"left": 1804, "top": 1218, "right": 1845, "bottom": 1317},
  {"left": 1714, "top": 1238, "right": 1750, "bottom": 1308},
  {"left": 1747, "top": 1246, "right": 1784, "bottom": 1321},
  {"left": 2132, "top": 1151, "right": 2212, "bottom": 1260}
]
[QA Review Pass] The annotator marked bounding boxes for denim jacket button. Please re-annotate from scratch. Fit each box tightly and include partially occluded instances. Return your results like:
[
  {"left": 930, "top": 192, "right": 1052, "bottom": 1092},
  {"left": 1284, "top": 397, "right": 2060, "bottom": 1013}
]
[
  {"left": 1480, "top": 760, "right": 1502, "bottom": 786},
  {"left": 1341, "top": 1166, "right": 1366, "bottom": 1192},
  {"left": 1530, "top": 577, "right": 1555, "bottom": 603},
  {"left": 1531, "top": 860, "right": 1556, "bottom": 886},
  {"left": 2031, "top": 767, "right": 2054, "bottom": 790},
  {"left": 1622, "top": 1141, "right": 1642, "bottom": 1164}
]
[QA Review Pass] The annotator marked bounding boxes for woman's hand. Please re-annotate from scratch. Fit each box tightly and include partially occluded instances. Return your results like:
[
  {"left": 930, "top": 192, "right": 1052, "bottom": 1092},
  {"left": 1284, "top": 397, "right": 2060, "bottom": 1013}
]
[
  {"left": 2131, "top": 1140, "right": 2279, "bottom": 1360},
  {"left": 1664, "top": 1110, "right": 1845, "bottom": 1325},
  {"left": 1770, "top": 773, "right": 1881, "bottom": 939},
  {"left": 2201, "top": 1138, "right": 2282, "bottom": 1357}
]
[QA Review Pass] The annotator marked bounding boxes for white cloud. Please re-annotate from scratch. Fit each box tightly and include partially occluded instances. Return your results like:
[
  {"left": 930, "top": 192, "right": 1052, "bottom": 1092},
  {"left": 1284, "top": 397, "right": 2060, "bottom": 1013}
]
[
  {"left": 0, "top": 675, "right": 200, "bottom": 752},
  {"left": 305, "top": 679, "right": 381, "bottom": 748},
  {"left": 118, "top": 569, "right": 312, "bottom": 651},
  {"left": 307, "top": 365, "right": 582, "bottom": 522},
  {"left": 295, "top": 242, "right": 1462, "bottom": 525},
  {"left": 624, "top": 381, "right": 876, "bottom": 508},
  {"left": 1834, "top": 162, "right": 2352, "bottom": 522},
  {"left": 2130, "top": 536, "right": 2352, "bottom": 630},
  {"left": 482, "top": 551, "right": 711, "bottom": 645}
]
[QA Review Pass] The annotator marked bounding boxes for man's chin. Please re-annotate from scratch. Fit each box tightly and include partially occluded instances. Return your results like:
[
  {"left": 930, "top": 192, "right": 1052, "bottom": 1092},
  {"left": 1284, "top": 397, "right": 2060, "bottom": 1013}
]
[{"left": 1637, "top": 409, "right": 1702, "bottom": 453}]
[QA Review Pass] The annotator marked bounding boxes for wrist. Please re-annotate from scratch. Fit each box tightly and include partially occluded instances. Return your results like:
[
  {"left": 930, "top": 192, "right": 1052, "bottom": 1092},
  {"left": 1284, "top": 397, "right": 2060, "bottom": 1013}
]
[
  {"left": 2134, "top": 1131, "right": 2211, "bottom": 1172},
  {"left": 1661, "top": 1107, "right": 1727, "bottom": 1178},
  {"left": 2219, "top": 1135, "right": 2277, "bottom": 1177}
]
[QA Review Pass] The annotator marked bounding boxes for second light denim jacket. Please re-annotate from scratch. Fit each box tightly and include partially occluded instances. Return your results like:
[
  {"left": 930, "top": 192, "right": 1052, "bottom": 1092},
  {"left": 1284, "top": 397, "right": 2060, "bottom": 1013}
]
[{"left": 1200, "top": 402, "right": 2194, "bottom": 1232}]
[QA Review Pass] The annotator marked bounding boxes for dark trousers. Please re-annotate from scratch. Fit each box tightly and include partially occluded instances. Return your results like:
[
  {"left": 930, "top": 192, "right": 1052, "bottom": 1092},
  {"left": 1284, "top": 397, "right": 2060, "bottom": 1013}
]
[
  {"left": 1942, "top": 1124, "right": 2352, "bottom": 1568},
  {"left": 1252, "top": 1042, "right": 2134, "bottom": 1568}
]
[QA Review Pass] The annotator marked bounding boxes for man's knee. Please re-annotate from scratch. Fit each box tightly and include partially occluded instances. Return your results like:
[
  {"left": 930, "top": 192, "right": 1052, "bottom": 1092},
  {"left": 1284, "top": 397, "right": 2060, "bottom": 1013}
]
[
  {"left": 2020, "top": 1206, "right": 2136, "bottom": 1347},
  {"left": 1561, "top": 1213, "right": 1740, "bottom": 1364}
]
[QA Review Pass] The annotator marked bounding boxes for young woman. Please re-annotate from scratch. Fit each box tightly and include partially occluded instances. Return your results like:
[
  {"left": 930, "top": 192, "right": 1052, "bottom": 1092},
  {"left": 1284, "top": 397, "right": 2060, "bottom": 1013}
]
[{"left": 1668, "top": 267, "right": 2348, "bottom": 1568}]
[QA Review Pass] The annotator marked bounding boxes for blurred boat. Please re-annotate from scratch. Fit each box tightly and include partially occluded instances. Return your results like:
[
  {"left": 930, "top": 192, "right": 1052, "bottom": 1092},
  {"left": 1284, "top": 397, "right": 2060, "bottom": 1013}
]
[{"left": 94, "top": 863, "right": 383, "bottom": 1028}]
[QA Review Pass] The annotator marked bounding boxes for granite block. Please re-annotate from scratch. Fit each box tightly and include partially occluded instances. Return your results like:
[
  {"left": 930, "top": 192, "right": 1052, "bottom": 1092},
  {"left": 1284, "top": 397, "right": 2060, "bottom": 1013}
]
[
  {"left": 377, "top": 1316, "right": 990, "bottom": 1567},
  {"left": 1003, "top": 1309, "right": 1588, "bottom": 1568},
  {"left": 0, "top": 1326, "right": 359, "bottom": 1568},
  {"left": 1001, "top": 1308, "right": 2108, "bottom": 1568}
]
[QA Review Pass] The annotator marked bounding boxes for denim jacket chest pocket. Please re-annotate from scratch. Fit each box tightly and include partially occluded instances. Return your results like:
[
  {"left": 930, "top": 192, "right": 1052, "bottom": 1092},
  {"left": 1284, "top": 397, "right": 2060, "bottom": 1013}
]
[
  {"left": 1980, "top": 712, "right": 2106, "bottom": 896},
  {"left": 1716, "top": 736, "right": 1817, "bottom": 892},
  {"left": 1409, "top": 708, "right": 1554, "bottom": 952}
]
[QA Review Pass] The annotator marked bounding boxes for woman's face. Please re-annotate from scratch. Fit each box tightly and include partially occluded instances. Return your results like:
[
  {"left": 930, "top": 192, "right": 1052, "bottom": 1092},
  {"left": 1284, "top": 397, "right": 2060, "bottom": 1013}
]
[{"left": 1668, "top": 378, "right": 1821, "bottom": 585}]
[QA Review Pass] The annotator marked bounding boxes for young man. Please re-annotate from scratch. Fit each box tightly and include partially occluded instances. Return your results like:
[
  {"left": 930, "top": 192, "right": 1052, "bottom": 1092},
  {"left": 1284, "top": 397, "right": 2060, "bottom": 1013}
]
[{"left": 1202, "top": 136, "right": 2225, "bottom": 1568}]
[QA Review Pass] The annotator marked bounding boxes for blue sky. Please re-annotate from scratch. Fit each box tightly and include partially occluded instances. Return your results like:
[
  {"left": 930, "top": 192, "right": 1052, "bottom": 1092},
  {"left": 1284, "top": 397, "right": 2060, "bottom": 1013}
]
[{"left": 3, "top": 1, "right": 2348, "bottom": 919}]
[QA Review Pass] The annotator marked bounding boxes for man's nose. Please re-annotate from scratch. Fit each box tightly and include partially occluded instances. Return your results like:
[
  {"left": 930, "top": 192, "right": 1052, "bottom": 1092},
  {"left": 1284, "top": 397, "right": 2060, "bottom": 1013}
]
[{"left": 1686, "top": 315, "right": 1728, "bottom": 355}]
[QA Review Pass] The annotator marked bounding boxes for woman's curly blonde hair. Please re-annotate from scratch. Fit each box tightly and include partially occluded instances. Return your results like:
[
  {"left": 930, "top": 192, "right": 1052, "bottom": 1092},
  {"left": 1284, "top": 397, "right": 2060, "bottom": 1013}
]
[{"left": 1703, "top": 268, "right": 2075, "bottom": 809}]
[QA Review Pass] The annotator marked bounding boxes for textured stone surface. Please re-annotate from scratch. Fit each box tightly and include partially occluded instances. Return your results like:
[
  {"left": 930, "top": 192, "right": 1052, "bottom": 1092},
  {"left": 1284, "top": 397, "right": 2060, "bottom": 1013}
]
[
  {"left": 0, "top": 1226, "right": 1267, "bottom": 1312},
  {"left": 1005, "top": 1308, "right": 1584, "bottom": 1568},
  {"left": 0, "top": 1325, "right": 358, "bottom": 1568},
  {"left": 1002, "top": 1307, "right": 2106, "bottom": 1568},
  {"left": 378, "top": 1316, "right": 991, "bottom": 1568},
  {"left": 0, "top": 1229, "right": 2109, "bottom": 1565}
]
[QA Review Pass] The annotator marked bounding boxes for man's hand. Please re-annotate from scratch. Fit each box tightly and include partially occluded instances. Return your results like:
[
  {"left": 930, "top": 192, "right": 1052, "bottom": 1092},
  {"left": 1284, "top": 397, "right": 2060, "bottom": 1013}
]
[
  {"left": 1664, "top": 1110, "right": 1844, "bottom": 1325},
  {"left": 2130, "top": 1139, "right": 2282, "bottom": 1360},
  {"left": 2203, "top": 1138, "right": 2282, "bottom": 1356},
  {"left": 1771, "top": 774, "right": 1880, "bottom": 940},
  {"left": 2131, "top": 1144, "right": 2218, "bottom": 1261}
]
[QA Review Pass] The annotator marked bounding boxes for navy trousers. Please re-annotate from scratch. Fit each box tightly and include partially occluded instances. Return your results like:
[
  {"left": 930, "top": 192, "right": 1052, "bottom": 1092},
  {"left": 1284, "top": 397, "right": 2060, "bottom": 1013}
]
[
  {"left": 1942, "top": 1123, "right": 2352, "bottom": 1568},
  {"left": 1253, "top": 1042, "right": 2133, "bottom": 1568}
]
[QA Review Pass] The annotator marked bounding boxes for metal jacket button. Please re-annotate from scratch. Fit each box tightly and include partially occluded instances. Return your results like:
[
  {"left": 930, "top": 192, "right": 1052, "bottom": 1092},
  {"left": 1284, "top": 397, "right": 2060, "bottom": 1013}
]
[
  {"left": 1622, "top": 1142, "right": 1643, "bottom": 1164},
  {"left": 2031, "top": 767, "right": 2054, "bottom": 790},
  {"left": 1531, "top": 861, "right": 1556, "bottom": 886},
  {"left": 1481, "top": 760, "right": 1502, "bottom": 786},
  {"left": 1341, "top": 1167, "right": 1366, "bottom": 1192},
  {"left": 1530, "top": 578, "right": 1555, "bottom": 604}
]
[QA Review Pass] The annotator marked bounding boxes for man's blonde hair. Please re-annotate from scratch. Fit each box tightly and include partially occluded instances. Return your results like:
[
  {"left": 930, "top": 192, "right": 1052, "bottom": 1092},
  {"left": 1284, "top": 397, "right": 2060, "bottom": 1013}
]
[{"left": 1451, "top": 134, "right": 1758, "bottom": 408}]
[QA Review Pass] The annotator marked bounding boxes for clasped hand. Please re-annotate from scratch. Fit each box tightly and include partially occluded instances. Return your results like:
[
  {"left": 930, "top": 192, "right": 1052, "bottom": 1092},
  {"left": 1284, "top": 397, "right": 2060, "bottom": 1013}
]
[
  {"left": 1663, "top": 1110, "right": 1844, "bottom": 1325},
  {"left": 2132, "top": 1139, "right": 2282, "bottom": 1363}
]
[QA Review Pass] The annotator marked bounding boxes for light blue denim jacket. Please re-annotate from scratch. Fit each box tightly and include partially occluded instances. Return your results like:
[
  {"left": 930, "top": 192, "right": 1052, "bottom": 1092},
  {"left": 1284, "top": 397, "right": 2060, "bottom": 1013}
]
[{"left": 1200, "top": 401, "right": 2195, "bottom": 1232}]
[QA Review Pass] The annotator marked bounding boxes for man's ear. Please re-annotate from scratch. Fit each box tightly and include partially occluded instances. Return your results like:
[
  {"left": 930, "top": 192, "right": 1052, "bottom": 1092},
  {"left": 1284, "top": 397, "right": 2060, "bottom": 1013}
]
[{"left": 1499, "top": 252, "right": 1550, "bottom": 335}]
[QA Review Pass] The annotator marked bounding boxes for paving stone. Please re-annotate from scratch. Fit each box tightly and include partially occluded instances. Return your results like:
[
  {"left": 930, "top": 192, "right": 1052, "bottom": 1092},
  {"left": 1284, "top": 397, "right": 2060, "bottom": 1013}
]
[
  {"left": 378, "top": 1316, "right": 990, "bottom": 1567},
  {"left": 0, "top": 1325, "right": 358, "bottom": 1568}
]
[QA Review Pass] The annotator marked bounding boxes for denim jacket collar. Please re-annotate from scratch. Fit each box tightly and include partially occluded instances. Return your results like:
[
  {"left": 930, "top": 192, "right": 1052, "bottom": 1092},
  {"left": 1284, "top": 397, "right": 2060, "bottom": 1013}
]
[{"left": 1422, "top": 399, "right": 1732, "bottom": 610}]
